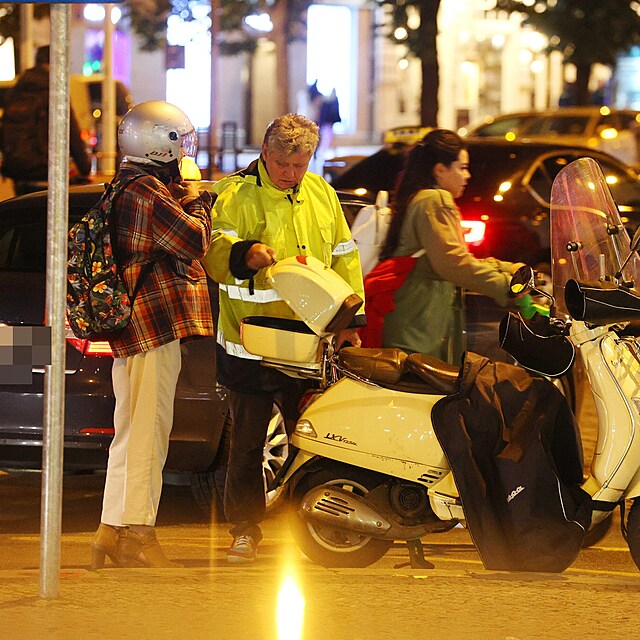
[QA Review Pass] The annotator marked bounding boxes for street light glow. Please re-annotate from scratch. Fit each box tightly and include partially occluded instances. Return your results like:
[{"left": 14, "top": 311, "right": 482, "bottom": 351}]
[
  {"left": 277, "top": 575, "right": 305, "bottom": 640},
  {"left": 394, "top": 27, "right": 408, "bottom": 40},
  {"left": 245, "top": 13, "right": 273, "bottom": 32},
  {"left": 83, "top": 5, "right": 121, "bottom": 24}
]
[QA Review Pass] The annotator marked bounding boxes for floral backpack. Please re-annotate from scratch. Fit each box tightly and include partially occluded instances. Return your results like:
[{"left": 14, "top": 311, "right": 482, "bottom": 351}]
[{"left": 66, "top": 174, "right": 154, "bottom": 342}]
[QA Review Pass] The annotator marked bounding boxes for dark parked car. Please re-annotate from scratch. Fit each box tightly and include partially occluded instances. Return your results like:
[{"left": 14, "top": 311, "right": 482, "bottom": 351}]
[
  {"left": 330, "top": 138, "right": 640, "bottom": 412},
  {"left": 0, "top": 182, "right": 373, "bottom": 517},
  {"left": 465, "top": 107, "right": 640, "bottom": 167},
  {"left": 331, "top": 139, "right": 640, "bottom": 270}
]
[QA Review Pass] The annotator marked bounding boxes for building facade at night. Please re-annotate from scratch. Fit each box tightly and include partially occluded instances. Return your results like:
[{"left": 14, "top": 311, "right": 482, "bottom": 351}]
[{"left": 2, "top": 0, "right": 638, "bottom": 149}]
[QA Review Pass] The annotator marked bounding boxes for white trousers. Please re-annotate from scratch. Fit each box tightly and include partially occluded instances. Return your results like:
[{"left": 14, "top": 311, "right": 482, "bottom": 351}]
[{"left": 101, "top": 340, "right": 181, "bottom": 527}]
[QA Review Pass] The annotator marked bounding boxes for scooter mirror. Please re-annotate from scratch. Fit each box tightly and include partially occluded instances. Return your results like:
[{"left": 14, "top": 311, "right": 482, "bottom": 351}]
[{"left": 509, "top": 265, "right": 535, "bottom": 297}]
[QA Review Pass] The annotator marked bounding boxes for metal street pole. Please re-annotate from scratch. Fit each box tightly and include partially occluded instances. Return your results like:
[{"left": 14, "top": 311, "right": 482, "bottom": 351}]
[
  {"left": 40, "top": 2, "right": 70, "bottom": 600},
  {"left": 101, "top": 3, "right": 117, "bottom": 176},
  {"left": 208, "top": 0, "right": 220, "bottom": 177},
  {"left": 19, "top": 3, "right": 34, "bottom": 72}
]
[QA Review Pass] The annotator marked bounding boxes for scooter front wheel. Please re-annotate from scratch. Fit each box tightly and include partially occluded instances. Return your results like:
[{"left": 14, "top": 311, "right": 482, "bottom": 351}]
[{"left": 289, "top": 462, "right": 393, "bottom": 568}]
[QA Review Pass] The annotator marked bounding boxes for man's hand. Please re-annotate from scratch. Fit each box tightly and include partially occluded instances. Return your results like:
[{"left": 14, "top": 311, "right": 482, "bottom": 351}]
[
  {"left": 246, "top": 243, "right": 277, "bottom": 270},
  {"left": 335, "top": 327, "right": 361, "bottom": 350}
]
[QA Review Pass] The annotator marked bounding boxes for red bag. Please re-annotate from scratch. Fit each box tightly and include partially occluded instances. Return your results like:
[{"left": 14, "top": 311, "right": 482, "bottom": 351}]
[{"left": 359, "top": 255, "right": 421, "bottom": 347}]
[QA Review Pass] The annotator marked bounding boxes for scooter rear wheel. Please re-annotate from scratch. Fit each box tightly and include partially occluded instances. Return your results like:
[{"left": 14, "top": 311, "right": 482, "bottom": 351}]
[
  {"left": 626, "top": 499, "right": 640, "bottom": 570},
  {"left": 289, "top": 462, "right": 393, "bottom": 568},
  {"left": 582, "top": 512, "right": 612, "bottom": 548}
]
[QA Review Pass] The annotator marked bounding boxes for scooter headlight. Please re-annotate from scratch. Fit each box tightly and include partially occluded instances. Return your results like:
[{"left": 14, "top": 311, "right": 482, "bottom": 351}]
[{"left": 295, "top": 419, "right": 317, "bottom": 438}]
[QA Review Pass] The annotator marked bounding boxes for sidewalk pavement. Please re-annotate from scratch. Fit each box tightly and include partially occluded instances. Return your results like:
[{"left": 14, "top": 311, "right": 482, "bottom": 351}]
[{"left": 0, "top": 518, "right": 315, "bottom": 640}]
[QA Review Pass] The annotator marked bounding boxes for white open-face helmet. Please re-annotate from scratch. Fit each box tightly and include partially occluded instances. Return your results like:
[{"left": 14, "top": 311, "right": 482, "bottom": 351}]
[{"left": 118, "top": 100, "right": 198, "bottom": 165}]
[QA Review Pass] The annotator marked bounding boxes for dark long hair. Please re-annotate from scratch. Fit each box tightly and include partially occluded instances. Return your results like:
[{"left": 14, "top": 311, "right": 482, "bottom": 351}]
[{"left": 379, "top": 129, "right": 466, "bottom": 261}]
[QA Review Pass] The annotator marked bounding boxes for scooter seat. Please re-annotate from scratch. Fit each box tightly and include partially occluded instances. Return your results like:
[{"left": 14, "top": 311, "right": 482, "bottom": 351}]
[
  {"left": 338, "top": 347, "right": 408, "bottom": 384},
  {"left": 404, "top": 354, "right": 459, "bottom": 395}
]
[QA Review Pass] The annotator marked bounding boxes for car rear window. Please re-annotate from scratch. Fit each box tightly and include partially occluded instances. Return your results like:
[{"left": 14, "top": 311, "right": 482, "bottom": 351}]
[
  {"left": 0, "top": 221, "right": 47, "bottom": 272},
  {"left": 0, "top": 191, "right": 95, "bottom": 273},
  {"left": 524, "top": 116, "right": 590, "bottom": 136},
  {"left": 463, "top": 143, "right": 539, "bottom": 198},
  {"left": 473, "top": 116, "right": 536, "bottom": 137}
]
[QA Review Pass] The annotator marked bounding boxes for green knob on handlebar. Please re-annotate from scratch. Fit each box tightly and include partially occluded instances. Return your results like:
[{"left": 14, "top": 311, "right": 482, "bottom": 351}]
[{"left": 514, "top": 293, "right": 550, "bottom": 319}]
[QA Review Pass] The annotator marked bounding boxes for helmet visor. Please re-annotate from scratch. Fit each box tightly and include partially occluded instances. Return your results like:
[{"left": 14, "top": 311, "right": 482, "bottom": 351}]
[{"left": 181, "top": 129, "right": 198, "bottom": 158}]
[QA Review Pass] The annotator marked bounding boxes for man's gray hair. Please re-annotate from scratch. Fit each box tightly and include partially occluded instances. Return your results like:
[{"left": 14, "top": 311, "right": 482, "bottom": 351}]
[{"left": 263, "top": 113, "right": 319, "bottom": 156}]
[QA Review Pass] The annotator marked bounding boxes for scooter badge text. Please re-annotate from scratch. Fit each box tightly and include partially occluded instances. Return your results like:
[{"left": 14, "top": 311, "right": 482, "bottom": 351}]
[
  {"left": 324, "top": 433, "right": 357, "bottom": 446},
  {"left": 507, "top": 485, "right": 525, "bottom": 503}
]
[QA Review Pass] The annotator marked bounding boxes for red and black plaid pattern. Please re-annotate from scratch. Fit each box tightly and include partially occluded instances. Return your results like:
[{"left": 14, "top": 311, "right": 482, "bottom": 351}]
[{"left": 108, "top": 166, "right": 214, "bottom": 358}]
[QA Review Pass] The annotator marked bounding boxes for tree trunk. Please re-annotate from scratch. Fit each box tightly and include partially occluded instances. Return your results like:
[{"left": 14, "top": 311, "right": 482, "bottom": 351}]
[
  {"left": 574, "top": 62, "right": 592, "bottom": 106},
  {"left": 418, "top": 0, "right": 441, "bottom": 127},
  {"left": 270, "top": 0, "right": 291, "bottom": 116}
]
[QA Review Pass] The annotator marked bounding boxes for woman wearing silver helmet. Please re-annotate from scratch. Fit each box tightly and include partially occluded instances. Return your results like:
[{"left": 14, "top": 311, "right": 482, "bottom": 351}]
[{"left": 90, "top": 101, "right": 214, "bottom": 569}]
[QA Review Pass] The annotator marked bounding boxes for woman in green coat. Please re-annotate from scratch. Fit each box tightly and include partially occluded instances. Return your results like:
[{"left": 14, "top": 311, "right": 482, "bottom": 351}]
[{"left": 380, "top": 129, "right": 523, "bottom": 364}]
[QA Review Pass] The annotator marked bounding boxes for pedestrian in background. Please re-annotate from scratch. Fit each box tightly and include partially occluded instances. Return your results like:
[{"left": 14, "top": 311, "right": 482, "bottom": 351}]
[
  {"left": 315, "top": 88, "right": 341, "bottom": 173},
  {"left": 91, "top": 101, "right": 214, "bottom": 569},
  {"left": 203, "top": 113, "right": 365, "bottom": 564},
  {"left": 378, "top": 128, "right": 523, "bottom": 364},
  {"left": 0, "top": 45, "right": 92, "bottom": 195}
]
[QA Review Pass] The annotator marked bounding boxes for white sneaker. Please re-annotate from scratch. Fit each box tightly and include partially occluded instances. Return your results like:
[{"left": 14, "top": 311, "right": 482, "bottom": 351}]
[{"left": 227, "top": 535, "right": 257, "bottom": 563}]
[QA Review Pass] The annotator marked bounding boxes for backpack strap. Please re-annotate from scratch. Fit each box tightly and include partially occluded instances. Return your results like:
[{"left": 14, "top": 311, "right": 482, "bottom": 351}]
[
  {"left": 129, "top": 260, "right": 156, "bottom": 305},
  {"left": 105, "top": 173, "right": 159, "bottom": 302}
]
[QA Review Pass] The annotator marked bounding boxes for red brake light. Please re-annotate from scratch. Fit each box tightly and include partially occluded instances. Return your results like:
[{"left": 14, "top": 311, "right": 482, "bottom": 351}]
[
  {"left": 461, "top": 219, "right": 486, "bottom": 245},
  {"left": 64, "top": 319, "right": 113, "bottom": 357},
  {"left": 84, "top": 341, "right": 114, "bottom": 356}
]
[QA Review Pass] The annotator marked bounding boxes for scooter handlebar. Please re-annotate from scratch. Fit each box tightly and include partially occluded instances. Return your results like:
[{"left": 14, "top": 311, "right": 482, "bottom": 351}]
[{"left": 565, "top": 279, "right": 640, "bottom": 324}]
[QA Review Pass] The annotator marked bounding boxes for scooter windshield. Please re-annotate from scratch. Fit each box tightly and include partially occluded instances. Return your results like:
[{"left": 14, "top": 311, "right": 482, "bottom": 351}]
[{"left": 550, "top": 156, "right": 640, "bottom": 317}]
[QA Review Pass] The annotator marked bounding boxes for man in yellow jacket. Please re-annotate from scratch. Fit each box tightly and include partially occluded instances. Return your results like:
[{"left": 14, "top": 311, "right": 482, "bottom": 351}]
[{"left": 203, "top": 113, "right": 365, "bottom": 563}]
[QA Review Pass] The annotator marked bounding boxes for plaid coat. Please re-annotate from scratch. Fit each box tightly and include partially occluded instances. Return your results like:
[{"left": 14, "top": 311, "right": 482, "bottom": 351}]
[{"left": 108, "top": 163, "right": 214, "bottom": 358}]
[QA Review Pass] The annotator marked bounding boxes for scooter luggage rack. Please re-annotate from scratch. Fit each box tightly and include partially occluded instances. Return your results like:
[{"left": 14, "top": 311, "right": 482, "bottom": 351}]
[{"left": 259, "top": 337, "right": 334, "bottom": 385}]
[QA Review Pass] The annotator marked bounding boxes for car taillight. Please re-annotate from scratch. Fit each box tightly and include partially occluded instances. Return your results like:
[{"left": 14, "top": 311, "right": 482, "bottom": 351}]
[
  {"left": 461, "top": 219, "right": 486, "bottom": 245},
  {"left": 64, "top": 319, "right": 113, "bottom": 357},
  {"left": 84, "top": 341, "right": 114, "bottom": 356},
  {"left": 298, "top": 389, "right": 322, "bottom": 414}
]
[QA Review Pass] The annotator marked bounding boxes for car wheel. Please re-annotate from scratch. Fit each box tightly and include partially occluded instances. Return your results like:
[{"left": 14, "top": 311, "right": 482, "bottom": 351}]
[
  {"left": 189, "top": 401, "right": 289, "bottom": 519},
  {"left": 262, "top": 401, "right": 290, "bottom": 513},
  {"left": 189, "top": 411, "right": 230, "bottom": 520}
]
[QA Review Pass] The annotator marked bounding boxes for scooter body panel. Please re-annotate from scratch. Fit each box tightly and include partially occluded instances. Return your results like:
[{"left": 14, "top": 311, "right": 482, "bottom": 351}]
[
  {"left": 625, "top": 465, "right": 640, "bottom": 499},
  {"left": 292, "top": 377, "right": 451, "bottom": 486},
  {"left": 578, "top": 331, "right": 640, "bottom": 500}
]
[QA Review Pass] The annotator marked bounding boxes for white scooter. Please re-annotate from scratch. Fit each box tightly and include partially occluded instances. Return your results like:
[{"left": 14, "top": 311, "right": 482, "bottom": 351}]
[
  {"left": 241, "top": 157, "right": 640, "bottom": 569},
  {"left": 241, "top": 257, "right": 465, "bottom": 568}
]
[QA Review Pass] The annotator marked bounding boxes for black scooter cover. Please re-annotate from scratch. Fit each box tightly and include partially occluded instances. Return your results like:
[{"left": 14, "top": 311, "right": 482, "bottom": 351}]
[
  {"left": 432, "top": 351, "right": 592, "bottom": 572},
  {"left": 498, "top": 311, "right": 574, "bottom": 378}
]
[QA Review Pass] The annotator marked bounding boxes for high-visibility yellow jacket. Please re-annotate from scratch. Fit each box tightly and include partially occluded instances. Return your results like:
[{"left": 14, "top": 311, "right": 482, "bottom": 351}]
[{"left": 202, "top": 158, "right": 365, "bottom": 358}]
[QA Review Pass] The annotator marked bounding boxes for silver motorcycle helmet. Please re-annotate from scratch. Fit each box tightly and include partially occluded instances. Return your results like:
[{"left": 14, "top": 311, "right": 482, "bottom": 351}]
[{"left": 117, "top": 100, "right": 198, "bottom": 166}]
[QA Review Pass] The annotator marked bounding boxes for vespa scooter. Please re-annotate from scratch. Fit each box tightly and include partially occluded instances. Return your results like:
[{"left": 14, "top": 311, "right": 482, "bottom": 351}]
[{"left": 242, "top": 157, "right": 640, "bottom": 569}]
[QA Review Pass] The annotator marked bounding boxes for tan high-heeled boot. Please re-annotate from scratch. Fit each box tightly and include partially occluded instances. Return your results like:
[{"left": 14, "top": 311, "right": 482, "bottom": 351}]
[
  {"left": 117, "top": 528, "right": 182, "bottom": 568},
  {"left": 90, "top": 523, "right": 123, "bottom": 570}
]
